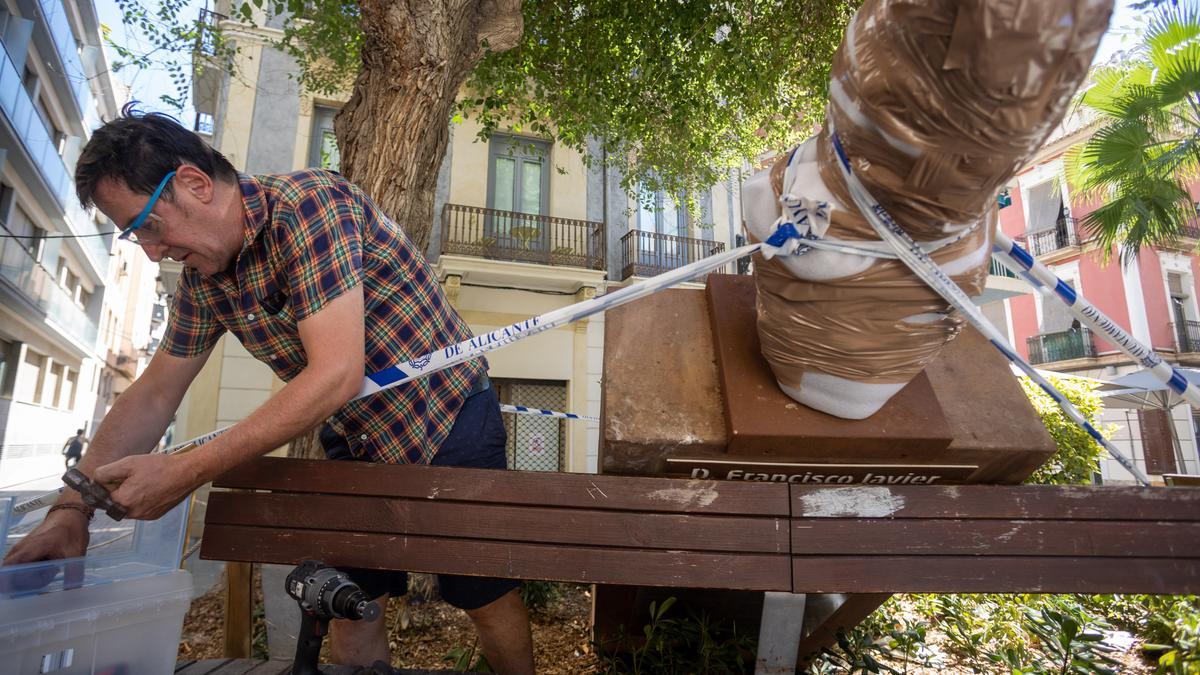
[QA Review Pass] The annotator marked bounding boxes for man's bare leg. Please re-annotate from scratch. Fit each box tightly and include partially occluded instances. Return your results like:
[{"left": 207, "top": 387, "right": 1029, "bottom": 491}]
[
  {"left": 329, "top": 593, "right": 391, "bottom": 666},
  {"left": 466, "top": 588, "right": 535, "bottom": 674}
]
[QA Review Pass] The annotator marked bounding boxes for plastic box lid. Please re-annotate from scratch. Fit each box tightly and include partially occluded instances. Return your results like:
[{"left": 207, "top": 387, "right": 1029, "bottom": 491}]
[{"left": 0, "top": 491, "right": 190, "bottom": 597}]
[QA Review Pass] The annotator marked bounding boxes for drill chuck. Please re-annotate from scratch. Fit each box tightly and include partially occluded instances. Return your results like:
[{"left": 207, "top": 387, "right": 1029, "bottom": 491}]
[{"left": 285, "top": 559, "right": 380, "bottom": 621}]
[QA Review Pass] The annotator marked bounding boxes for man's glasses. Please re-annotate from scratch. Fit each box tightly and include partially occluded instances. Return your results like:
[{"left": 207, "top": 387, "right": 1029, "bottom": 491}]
[{"left": 118, "top": 170, "right": 176, "bottom": 245}]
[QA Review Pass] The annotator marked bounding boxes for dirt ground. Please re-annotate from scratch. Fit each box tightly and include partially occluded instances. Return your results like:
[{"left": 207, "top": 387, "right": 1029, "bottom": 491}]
[
  {"left": 177, "top": 568, "right": 602, "bottom": 673},
  {"left": 178, "top": 570, "right": 1160, "bottom": 674}
]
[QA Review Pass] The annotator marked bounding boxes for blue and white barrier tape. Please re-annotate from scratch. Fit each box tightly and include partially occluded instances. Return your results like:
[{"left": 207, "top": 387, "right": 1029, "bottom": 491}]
[
  {"left": 992, "top": 232, "right": 1200, "bottom": 408},
  {"left": 501, "top": 404, "right": 597, "bottom": 422},
  {"left": 826, "top": 127, "right": 1150, "bottom": 485},
  {"left": 15, "top": 244, "right": 752, "bottom": 515}
]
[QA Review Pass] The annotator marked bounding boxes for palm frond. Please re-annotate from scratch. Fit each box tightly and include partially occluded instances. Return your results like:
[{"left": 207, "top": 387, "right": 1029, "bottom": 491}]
[{"left": 1145, "top": 4, "right": 1200, "bottom": 74}]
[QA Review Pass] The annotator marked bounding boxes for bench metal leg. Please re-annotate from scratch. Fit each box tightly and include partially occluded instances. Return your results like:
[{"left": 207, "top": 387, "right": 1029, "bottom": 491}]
[{"left": 755, "top": 591, "right": 807, "bottom": 675}]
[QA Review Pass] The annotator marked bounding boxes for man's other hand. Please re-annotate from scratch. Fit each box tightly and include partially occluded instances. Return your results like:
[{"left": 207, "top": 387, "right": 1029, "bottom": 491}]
[{"left": 93, "top": 453, "right": 201, "bottom": 520}]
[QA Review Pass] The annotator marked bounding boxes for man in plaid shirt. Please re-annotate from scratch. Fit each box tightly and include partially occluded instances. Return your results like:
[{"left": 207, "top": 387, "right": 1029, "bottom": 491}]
[{"left": 2, "top": 108, "right": 534, "bottom": 672}]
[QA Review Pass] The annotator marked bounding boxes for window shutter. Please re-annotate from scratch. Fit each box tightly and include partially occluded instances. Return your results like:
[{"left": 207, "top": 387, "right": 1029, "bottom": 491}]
[{"left": 1138, "top": 409, "right": 1178, "bottom": 475}]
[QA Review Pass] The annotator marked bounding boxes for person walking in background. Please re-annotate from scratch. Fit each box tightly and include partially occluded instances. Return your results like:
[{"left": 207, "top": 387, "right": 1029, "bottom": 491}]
[{"left": 62, "top": 429, "right": 87, "bottom": 469}]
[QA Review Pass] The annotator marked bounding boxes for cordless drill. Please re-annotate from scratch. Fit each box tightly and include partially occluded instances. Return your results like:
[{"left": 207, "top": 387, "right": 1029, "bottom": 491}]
[{"left": 285, "top": 559, "right": 382, "bottom": 675}]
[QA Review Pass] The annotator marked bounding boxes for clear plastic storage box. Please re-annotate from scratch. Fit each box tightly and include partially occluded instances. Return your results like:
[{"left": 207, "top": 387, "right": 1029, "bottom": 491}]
[{"left": 0, "top": 492, "right": 192, "bottom": 674}]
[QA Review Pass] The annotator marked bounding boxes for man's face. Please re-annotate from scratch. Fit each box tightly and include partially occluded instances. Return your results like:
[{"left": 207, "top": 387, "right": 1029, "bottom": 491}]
[{"left": 94, "top": 168, "right": 238, "bottom": 276}]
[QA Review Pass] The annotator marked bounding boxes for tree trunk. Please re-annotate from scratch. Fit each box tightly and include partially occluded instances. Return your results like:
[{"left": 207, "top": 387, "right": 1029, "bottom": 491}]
[
  {"left": 288, "top": 0, "right": 522, "bottom": 458},
  {"left": 337, "top": 0, "right": 523, "bottom": 252}
]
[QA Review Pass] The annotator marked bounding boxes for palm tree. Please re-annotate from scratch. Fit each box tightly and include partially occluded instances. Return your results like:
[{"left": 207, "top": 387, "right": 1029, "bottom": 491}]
[{"left": 1065, "top": 4, "right": 1200, "bottom": 265}]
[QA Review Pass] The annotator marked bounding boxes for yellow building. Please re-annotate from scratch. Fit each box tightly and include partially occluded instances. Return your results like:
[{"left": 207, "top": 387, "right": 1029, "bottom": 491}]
[{"left": 175, "top": 4, "right": 743, "bottom": 475}]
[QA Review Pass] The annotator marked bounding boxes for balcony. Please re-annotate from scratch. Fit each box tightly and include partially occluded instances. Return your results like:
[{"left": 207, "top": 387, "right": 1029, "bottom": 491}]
[
  {"left": 439, "top": 203, "right": 606, "bottom": 270},
  {"left": 988, "top": 258, "right": 1018, "bottom": 279},
  {"left": 618, "top": 230, "right": 727, "bottom": 281},
  {"left": 191, "top": 8, "right": 228, "bottom": 119},
  {"left": 196, "top": 8, "right": 226, "bottom": 56},
  {"left": 1027, "top": 327, "right": 1096, "bottom": 365},
  {"left": 0, "top": 225, "right": 98, "bottom": 348},
  {"left": 36, "top": 0, "right": 89, "bottom": 115},
  {"left": 0, "top": 45, "right": 71, "bottom": 211},
  {"left": 1175, "top": 320, "right": 1200, "bottom": 354},
  {"left": 1016, "top": 219, "right": 1081, "bottom": 257}
]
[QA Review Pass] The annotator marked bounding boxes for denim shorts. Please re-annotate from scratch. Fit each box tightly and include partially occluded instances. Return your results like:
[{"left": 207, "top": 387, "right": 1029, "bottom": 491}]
[{"left": 320, "top": 378, "right": 520, "bottom": 610}]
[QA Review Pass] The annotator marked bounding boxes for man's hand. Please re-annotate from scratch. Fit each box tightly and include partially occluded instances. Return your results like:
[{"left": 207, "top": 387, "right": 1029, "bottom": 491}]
[
  {"left": 2, "top": 509, "right": 90, "bottom": 566},
  {"left": 0, "top": 509, "right": 90, "bottom": 591},
  {"left": 93, "top": 453, "right": 203, "bottom": 520}
]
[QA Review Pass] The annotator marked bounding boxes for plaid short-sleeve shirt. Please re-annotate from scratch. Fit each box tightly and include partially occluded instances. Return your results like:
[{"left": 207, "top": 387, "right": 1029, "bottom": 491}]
[{"left": 160, "top": 170, "right": 486, "bottom": 464}]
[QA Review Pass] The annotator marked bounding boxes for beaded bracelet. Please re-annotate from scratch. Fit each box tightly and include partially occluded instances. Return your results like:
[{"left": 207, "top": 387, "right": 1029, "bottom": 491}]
[{"left": 47, "top": 503, "right": 95, "bottom": 522}]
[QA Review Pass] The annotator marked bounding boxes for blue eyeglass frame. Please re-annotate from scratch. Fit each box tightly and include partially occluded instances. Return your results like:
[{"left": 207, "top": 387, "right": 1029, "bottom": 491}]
[{"left": 118, "top": 170, "right": 176, "bottom": 242}]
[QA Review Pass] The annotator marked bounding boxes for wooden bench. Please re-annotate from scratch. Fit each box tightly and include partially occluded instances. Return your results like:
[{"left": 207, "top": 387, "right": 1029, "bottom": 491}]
[{"left": 199, "top": 457, "right": 1200, "bottom": 667}]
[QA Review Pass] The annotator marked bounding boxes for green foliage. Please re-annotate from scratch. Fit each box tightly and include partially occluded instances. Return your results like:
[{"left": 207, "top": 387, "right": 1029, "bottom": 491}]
[
  {"left": 518, "top": 580, "right": 564, "bottom": 615},
  {"left": 1019, "top": 375, "right": 1110, "bottom": 485},
  {"left": 115, "top": 0, "right": 853, "bottom": 218},
  {"left": 445, "top": 638, "right": 493, "bottom": 672},
  {"left": 812, "top": 593, "right": 1200, "bottom": 674},
  {"left": 462, "top": 0, "right": 855, "bottom": 214},
  {"left": 600, "top": 596, "right": 756, "bottom": 675},
  {"left": 1023, "top": 597, "right": 1122, "bottom": 674},
  {"left": 1064, "top": 4, "right": 1200, "bottom": 264}
]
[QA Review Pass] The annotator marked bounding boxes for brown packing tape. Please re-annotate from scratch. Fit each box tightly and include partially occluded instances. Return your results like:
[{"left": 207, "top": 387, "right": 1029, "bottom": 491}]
[{"left": 753, "top": 0, "right": 1112, "bottom": 396}]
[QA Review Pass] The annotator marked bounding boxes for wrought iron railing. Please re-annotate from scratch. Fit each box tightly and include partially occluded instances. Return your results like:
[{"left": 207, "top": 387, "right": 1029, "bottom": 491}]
[
  {"left": 1015, "top": 218, "right": 1080, "bottom": 257},
  {"left": 618, "top": 230, "right": 727, "bottom": 280},
  {"left": 988, "top": 258, "right": 1018, "bottom": 279},
  {"left": 1175, "top": 320, "right": 1200, "bottom": 353},
  {"left": 196, "top": 9, "right": 227, "bottom": 57},
  {"left": 439, "top": 203, "right": 605, "bottom": 270},
  {"left": 1027, "top": 326, "right": 1096, "bottom": 365}
]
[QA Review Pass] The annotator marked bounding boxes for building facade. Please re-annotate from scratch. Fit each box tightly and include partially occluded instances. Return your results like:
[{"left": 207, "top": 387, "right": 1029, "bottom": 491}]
[
  {"left": 0, "top": 0, "right": 147, "bottom": 488},
  {"left": 984, "top": 119, "right": 1200, "bottom": 483}
]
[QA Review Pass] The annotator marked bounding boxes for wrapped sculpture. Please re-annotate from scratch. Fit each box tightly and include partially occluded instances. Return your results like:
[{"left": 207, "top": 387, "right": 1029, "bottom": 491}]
[{"left": 743, "top": 0, "right": 1113, "bottom": 419}]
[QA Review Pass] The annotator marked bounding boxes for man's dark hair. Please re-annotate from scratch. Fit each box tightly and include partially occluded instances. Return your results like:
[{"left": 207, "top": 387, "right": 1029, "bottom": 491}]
[
  {"left": 75, "top": 428, "right": 84, "bottom": 434},
  {"left": 75, "top": 102, "right": 237, "bottom": 208}
]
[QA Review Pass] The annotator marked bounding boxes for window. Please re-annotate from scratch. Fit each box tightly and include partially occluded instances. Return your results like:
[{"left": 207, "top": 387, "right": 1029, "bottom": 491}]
[
  {"left": 17, "top": 349, "right": 46, "bottom": 404},
  {"left": 635, "top": 186, "right": 688, "bottom": 261},
  {"left": 0, "top": 338, "right": 18, "bottom": 398},
  {"left": 1041, "top": 278, "right": 1076, "bottom": 333},
  {"left": 22, "top": 65, "right": 38, "bottom": 100},
  {"left": 492, "top": 378, "right": 567, "bottom": 472},
  {"left": 637, "top": 188, "right": 687, "bottom": 238},
  {"left": 64, "top": 368, "right": 78, "bottom": 409},
  {"left": 486, "top": 135, "right": 550, "bottom": 247},
  {"left": 1025, "top": 181, "right": 1066, "bottom": 231},
  {"left": 8, "top": 205, "right": 45, "bottom": 261},
  {"left": 48, "top": 361, "right": 64, "bottom": 408},
  {"left": 308, "top": 105, "right": 340, "bottom": 170}
]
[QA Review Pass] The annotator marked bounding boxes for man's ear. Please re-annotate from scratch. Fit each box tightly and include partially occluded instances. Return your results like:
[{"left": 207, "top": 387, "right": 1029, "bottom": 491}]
[{"left": 174, "top": 164, "right": 214, "bottom": 204}]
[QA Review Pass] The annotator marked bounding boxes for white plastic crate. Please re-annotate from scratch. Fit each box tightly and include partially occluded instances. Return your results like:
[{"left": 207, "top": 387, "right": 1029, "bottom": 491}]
[
  {"left": 0, "top": 494, "right": 193, "bottom": 673},
  {"left": 0, "top": 569, "right": 192, "bottom": 674}
]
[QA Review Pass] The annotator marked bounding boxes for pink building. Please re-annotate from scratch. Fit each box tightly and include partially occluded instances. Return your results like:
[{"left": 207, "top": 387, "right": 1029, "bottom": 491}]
[{"left": 984, "top": 124, "right": 1200, "bottom": 482}]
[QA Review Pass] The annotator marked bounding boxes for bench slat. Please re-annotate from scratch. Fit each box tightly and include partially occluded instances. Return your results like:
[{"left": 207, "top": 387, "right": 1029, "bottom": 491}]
[
  {"left": 792, "top": 556, "right": 1200, "bottom": 594},
  {"left": 206, "top": 492, "right": 790, "bottom": 554},
  {"left": 791, "top": 484, "right": 1200, "bottom": 520},
  {"left": 201, "top": 525, "right": 793, "bottom": 591},
  {"left": 214, "top": 458, "right": 790, "bottom": 516},
  {"left": 791, "top": 519, "right": 1200, "bottom": 558}
]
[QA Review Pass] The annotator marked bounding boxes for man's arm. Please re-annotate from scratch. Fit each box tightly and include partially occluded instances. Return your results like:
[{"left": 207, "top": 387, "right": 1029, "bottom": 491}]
[
  {"left": 94, "top": 284, "right": 366, "bottom": 519},
  {"left": 2, "top": 347, "right": 214, "bottom": 566}
]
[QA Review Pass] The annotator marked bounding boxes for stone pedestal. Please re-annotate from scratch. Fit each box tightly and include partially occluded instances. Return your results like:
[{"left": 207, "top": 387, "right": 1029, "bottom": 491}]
[
  {"left": 594, "top": 275, "right": 1056, "bottom": 656},
  {"left": 600, "top": 275, "right": 1054, "bottom": 483}
]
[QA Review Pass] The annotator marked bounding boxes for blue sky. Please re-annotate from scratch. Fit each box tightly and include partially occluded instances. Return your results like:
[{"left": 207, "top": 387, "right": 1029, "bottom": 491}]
[{"left": 92, "top": 0, "right": 1148, "bottom": 128}]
